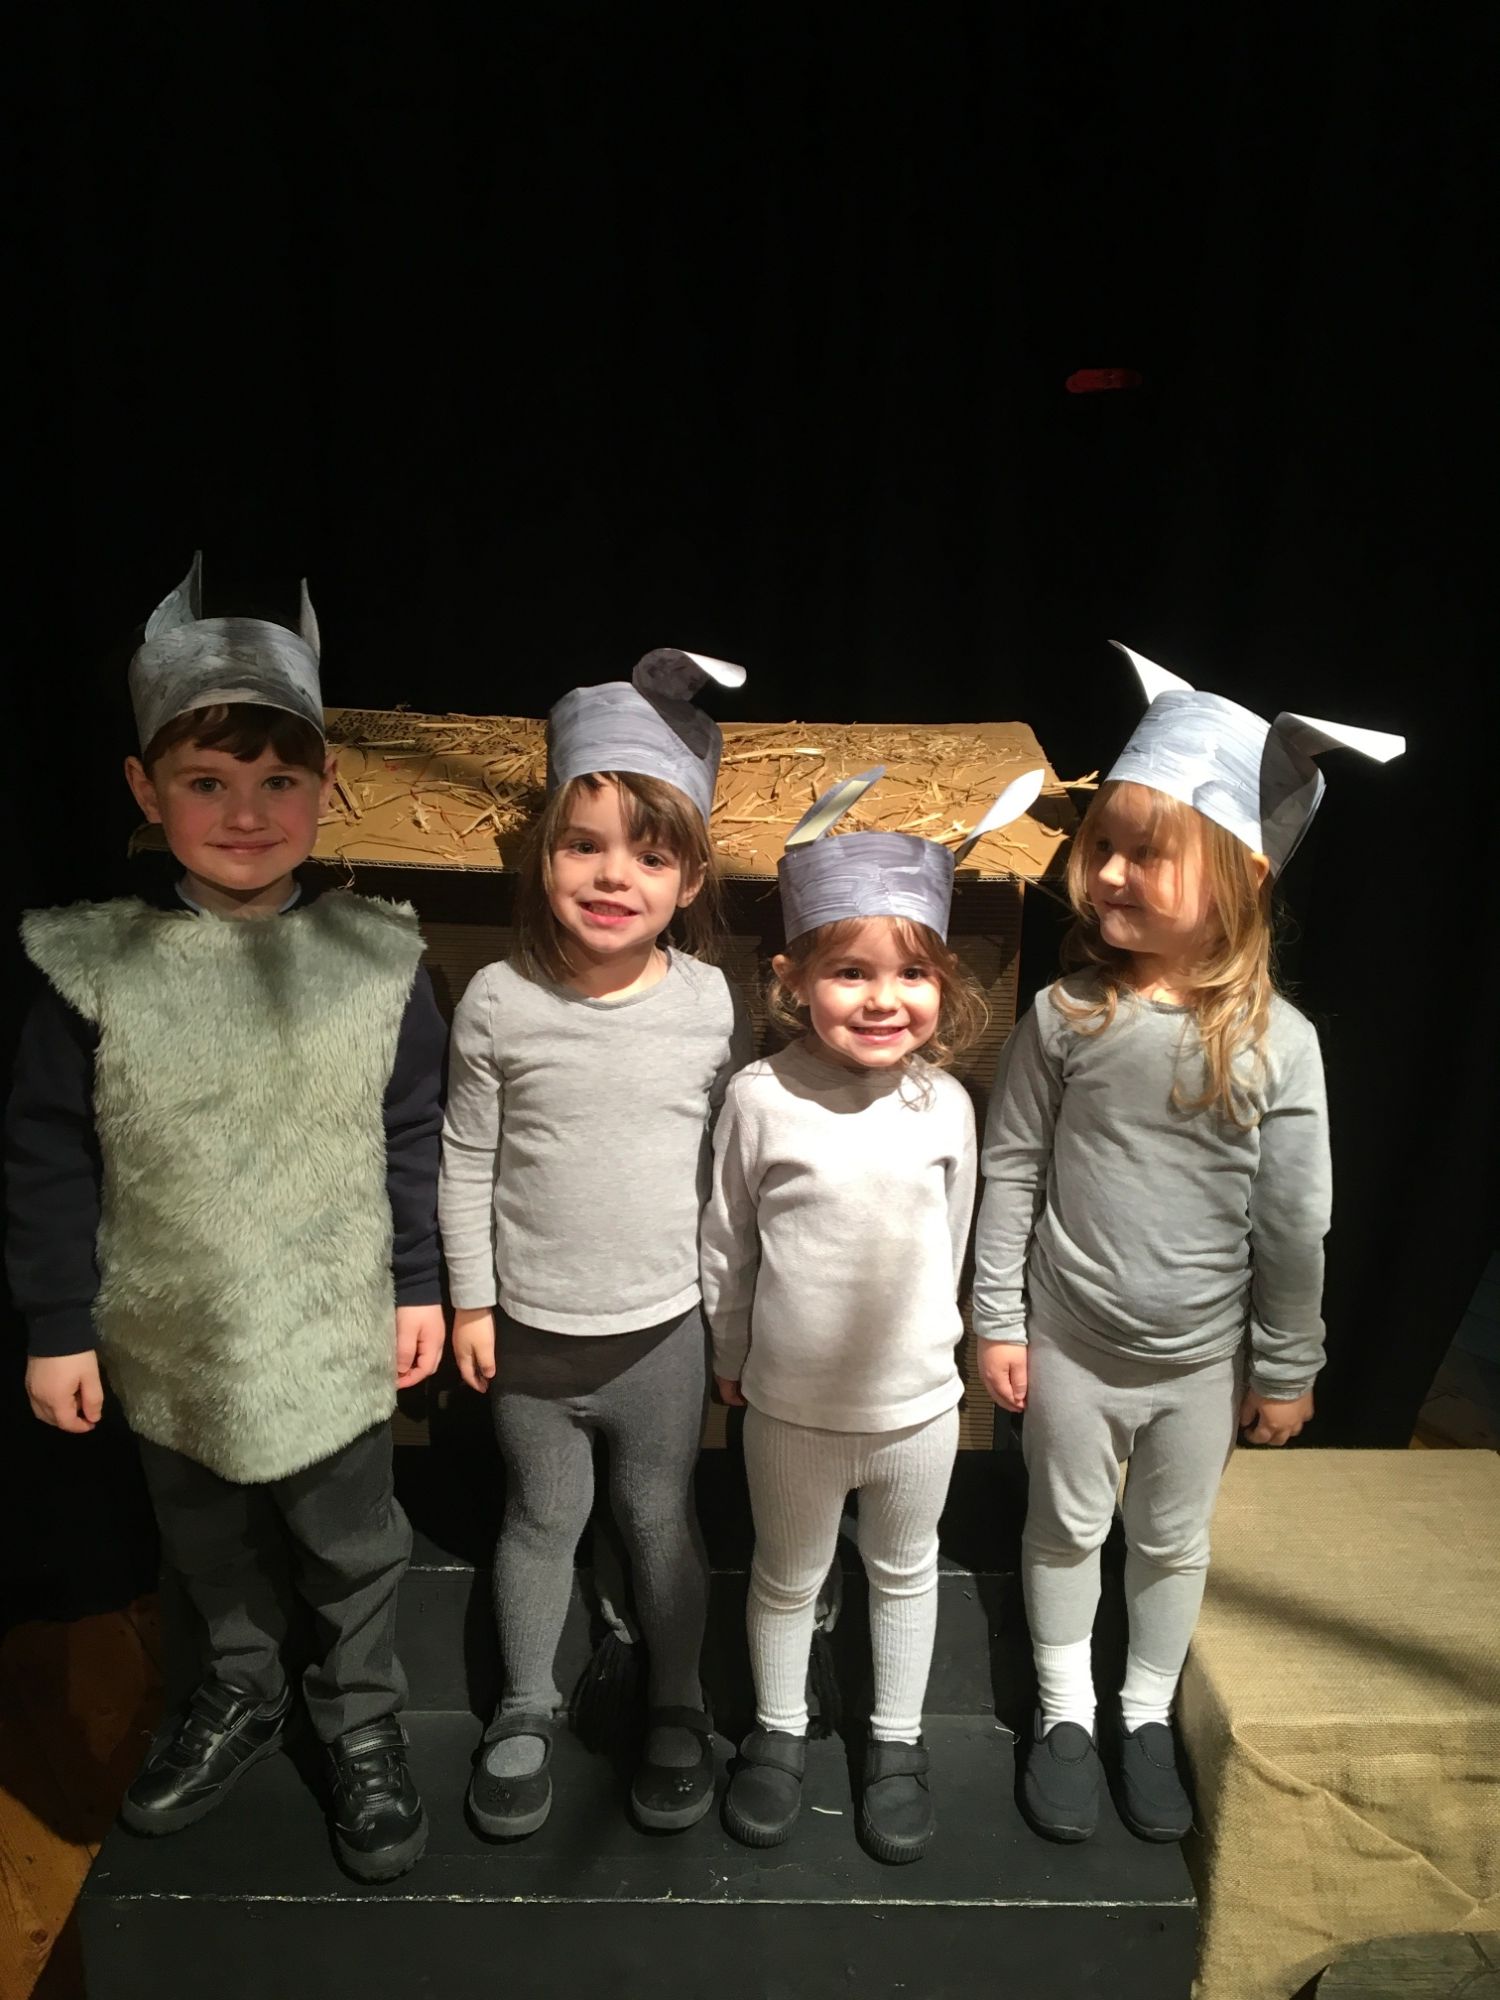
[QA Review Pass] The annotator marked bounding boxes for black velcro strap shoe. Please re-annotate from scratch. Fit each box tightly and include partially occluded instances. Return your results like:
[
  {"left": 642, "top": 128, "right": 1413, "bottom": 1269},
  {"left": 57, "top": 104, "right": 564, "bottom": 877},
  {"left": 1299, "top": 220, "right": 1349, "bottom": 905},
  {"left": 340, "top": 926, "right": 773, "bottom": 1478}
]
[
  {"left": 723, "top": 1726, "right": 807, "bottom": 1848},
  {"left": 858, "top": 1735, "right": 934, "bottom": 1865},
  {"left": 1117, "top": 1721, "right": 1194, "bottom": 1841},
  {"left": 1021, "top": 1711, "right": 1102, "bottom": 1842},
  {"left": 467, "top": 1711, "right": 555, "bottom": 1841},
  {"left": 121, "top": 1680, "right": 292, "bottom": 1835},
  {"left": 327, "top": 1718, "right": 428, "bottom": 1882},
  {"left": 629, "top": 1705, "right": 717, "bottom": 1832}
]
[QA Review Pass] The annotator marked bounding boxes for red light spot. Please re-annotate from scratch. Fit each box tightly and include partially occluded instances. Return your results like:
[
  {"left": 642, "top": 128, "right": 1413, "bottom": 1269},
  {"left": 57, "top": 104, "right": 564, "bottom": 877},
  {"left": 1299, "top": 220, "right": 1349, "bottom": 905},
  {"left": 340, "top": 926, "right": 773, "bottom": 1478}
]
[{"left": 1065, "top": 368, "right": 1143, "bottom": 394}]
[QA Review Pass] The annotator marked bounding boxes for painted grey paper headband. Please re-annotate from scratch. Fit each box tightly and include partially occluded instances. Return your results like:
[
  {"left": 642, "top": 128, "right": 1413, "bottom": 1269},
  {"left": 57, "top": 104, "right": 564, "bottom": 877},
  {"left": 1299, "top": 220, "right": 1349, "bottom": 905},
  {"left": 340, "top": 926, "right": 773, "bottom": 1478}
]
[
  {"left": 546, "top": 648, "right": 747, "bottom": 825},
  {"left": 1105, "top": 642, "right": 1405, "bottom": 876},
  {"left": 128, "top": 552, "right": 326, "bottom": 753},
  {"left": 777, "top": 764, "right": 1046, "bottom": 944}
]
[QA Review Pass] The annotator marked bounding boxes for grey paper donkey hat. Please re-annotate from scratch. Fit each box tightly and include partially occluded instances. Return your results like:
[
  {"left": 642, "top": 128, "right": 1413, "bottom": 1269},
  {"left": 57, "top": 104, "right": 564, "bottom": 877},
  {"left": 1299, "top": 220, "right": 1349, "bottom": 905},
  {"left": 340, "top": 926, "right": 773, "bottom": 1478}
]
[
  {"left": 778, "top": 764, "right": 1046, "bottom": 944},
  {"left": 546, "top": 648, "right": 747, "bottom": 824},
  {"left": 128, "top": 552, "right": 326, "bottom": 753},
  {"left": 1104, "top": 642, "right": 1404, "bottom": 875}
]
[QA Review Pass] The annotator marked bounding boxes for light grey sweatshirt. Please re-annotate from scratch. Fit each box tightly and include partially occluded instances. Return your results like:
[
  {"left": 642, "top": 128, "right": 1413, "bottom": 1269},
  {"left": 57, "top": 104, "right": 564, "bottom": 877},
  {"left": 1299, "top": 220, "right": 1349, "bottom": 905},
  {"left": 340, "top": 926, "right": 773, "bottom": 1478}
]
[
  {"left": 700, "top": 1040, "right": 978, "bottom": 1432},
  {"left": 439, "top": 953, "right": 752, "bottom": 1335},
  {"left": 972, "top": 976, "right": 1331, "bottom": 1397}
]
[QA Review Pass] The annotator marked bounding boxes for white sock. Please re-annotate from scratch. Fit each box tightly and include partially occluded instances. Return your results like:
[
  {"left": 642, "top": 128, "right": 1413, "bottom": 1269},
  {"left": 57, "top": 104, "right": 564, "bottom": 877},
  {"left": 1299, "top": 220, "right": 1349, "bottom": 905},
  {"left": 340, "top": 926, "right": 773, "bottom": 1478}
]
[
  {"left": 1119, "top": 1651, "right": 1180, "bottom": 1731},
  {"left": 1034, "top": 1637, "right": 1096, "bottom": 1733}
]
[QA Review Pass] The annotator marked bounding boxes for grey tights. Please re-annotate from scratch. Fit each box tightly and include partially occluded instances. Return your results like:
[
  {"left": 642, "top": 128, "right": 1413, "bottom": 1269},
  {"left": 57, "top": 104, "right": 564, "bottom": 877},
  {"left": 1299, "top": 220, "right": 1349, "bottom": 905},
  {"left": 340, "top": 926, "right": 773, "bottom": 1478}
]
[{"left": 487, "top": 1307, "right": 710, "bottom": 1773}]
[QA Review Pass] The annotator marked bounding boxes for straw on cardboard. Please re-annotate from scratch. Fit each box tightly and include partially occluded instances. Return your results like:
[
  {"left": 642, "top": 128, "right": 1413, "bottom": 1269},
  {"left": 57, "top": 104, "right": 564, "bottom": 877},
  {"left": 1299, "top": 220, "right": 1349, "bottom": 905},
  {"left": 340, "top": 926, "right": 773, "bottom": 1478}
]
[{"left": 131, "top": 708, "right": 1072, "bottom": 880}]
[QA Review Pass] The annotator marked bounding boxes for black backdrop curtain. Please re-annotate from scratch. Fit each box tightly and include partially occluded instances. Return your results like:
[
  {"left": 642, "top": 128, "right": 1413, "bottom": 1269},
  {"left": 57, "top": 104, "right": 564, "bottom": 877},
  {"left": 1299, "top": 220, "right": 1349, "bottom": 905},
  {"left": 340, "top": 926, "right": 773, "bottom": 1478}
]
[{"left": 7, "top": 1, "right": 1493, "bottom": 1618}]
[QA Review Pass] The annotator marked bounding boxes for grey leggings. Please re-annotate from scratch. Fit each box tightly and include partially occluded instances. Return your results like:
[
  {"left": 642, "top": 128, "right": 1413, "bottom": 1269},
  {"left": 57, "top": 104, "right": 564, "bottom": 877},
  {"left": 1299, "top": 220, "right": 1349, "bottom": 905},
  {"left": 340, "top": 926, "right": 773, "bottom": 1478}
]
[
  {"left": 490, "top": 1306, "right": 710, "bottom": 1718},
  {"left": 1022, "top": 1314, "right": 1243, "bottom": 1677}
]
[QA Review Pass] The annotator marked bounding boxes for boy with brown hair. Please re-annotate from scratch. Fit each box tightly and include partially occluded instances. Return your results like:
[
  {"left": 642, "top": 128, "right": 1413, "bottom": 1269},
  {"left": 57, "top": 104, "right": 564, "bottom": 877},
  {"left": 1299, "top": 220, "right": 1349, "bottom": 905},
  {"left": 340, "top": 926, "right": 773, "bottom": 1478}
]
[{"left": 6, "top": 555, "right": 446, "bottom": 1881}]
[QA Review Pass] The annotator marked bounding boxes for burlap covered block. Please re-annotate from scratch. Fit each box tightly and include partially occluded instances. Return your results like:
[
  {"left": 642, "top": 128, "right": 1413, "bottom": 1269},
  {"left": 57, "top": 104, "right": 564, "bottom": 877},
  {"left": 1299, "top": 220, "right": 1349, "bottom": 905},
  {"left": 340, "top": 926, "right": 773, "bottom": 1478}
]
[{"left": 1180, "top": 1450, "right": 1500, "bottom": 2000}]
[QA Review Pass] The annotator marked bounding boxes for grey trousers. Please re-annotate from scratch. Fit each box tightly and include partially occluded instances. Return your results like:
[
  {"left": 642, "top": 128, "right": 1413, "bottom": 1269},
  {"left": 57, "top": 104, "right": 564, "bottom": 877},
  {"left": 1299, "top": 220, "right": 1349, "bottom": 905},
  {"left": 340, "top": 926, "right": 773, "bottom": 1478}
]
[
  {"left": 490, "top": 1306, "right": 710, "bottom": 1719},
  {"left": 137, "top": 1421, "right": 411, "bottom": 1742},
  {"left": 1021, "top": 1315, "right": 1243, "bottom": 1677}
]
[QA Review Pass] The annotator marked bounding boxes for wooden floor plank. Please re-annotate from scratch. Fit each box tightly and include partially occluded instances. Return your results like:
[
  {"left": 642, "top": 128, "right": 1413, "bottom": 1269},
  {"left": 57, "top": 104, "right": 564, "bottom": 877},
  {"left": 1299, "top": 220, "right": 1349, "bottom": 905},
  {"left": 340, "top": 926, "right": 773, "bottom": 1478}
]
[
  {"left": 2, "top": 1614, "right": 162, "bottom": 1850},
  {"left": 123, "top": 1595, "right": 163, "bottom": 1672},
  {"left": 25, "top": 1911, "right": 82, "bottom": 2000},
  {"left": 0, "top": 1664, "right": 93, "bottom": 2000}
]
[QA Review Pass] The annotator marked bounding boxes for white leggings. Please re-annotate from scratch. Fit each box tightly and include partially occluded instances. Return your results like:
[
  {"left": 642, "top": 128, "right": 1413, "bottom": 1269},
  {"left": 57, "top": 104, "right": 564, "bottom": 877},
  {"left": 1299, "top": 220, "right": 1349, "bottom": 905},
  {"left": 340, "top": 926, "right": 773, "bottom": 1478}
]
[{"left": 742, "top": 1403, "right": 960, "bottom": 1742}]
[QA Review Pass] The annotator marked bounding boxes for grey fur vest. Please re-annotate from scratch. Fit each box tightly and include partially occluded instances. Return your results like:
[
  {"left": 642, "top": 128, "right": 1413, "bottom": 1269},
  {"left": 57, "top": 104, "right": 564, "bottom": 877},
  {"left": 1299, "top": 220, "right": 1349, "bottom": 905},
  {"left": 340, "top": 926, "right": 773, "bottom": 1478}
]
[{"left": 21, "top": 893, "right": 426, "bottom": 1482}]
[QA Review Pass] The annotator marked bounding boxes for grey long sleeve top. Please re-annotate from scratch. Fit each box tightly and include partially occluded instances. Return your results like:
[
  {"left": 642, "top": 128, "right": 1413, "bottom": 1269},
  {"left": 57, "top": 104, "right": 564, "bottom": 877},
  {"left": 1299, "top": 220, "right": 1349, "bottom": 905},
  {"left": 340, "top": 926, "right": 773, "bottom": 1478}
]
[
  {"left": 972, "top": 977, "right": 1331, "bottom": 1397},
  {"left": 439, "top": 952, "right": 752, "bottom": 1336},
  {"left": 700, "top": 1041, "right": 978, "bottom": 1432}
]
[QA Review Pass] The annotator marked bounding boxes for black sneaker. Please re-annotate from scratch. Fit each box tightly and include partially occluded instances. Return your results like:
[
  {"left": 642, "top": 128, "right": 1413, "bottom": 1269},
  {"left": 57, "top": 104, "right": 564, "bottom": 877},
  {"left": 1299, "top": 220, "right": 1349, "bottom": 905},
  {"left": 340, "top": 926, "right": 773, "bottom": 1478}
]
[
  {"left": 121, "top": 1680, "right": 291, "bottom": 1835},
  {"left": 1117, "top": 1721, "right": 1194, "bottom": 1841},
  {"left": 1021, "top": 1712, "right": 1102, "bottom": 1842},
  {"left": 327, "top": 1718, "right": 428, "bottom": 1881},
  {"left": 467, "top": 1713, "right": 555, "bottom": 1841},
  {"left": 630, "top": 1706, "right": 717, "bottom": 1832},
  {"left": 723, "top": 1726, "right": 807, "bottom": 1848},
  {"left": 858, "top": 1736, "right": 934, "bottom": 1864}
]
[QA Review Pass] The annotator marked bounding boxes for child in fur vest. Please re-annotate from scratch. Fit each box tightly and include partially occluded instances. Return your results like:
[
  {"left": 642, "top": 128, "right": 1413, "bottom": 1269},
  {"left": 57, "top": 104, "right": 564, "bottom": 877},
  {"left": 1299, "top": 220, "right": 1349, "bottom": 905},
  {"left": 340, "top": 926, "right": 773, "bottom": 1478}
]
[{"left": 4, "top": 556, "right": 447, "bottom": 1884}]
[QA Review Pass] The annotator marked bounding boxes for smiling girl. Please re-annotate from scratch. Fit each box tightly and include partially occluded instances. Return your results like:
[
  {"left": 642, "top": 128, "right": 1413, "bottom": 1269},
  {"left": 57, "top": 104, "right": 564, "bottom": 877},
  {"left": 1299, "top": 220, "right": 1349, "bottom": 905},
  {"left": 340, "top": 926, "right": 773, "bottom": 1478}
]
[
  {"left": 439, "top": 651, "right": 751, "bottom": 1840},
  {"left": 973, "top": 643, "right": 1398, "bottom": 1848},
  {"left": 701, "top": 765, "right": 1040, "bottom": 1864}
]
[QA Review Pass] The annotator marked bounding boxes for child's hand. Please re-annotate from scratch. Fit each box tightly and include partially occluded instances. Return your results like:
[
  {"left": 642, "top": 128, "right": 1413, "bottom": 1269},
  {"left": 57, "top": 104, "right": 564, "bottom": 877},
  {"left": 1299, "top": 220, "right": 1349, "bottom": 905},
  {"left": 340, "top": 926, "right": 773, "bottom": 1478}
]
[
  {"left": 395, "top": 1304, "right": 447, "bottom": 1390},
  {"left": 452, "top": 1307, "right": 497, "bottom": 1393},
  {"left": 978, "top": 1339, "right": 1029, "bottom": 1412},
  {"left": 1238, "top": 1386, "right": 1314, "bottom": 1446},
  {"left": 714, "top": 1374, "right": 747, "bottom": 1407},
  {"left": 26, "top": 1351, "right": 105, "bottom": 1432}
]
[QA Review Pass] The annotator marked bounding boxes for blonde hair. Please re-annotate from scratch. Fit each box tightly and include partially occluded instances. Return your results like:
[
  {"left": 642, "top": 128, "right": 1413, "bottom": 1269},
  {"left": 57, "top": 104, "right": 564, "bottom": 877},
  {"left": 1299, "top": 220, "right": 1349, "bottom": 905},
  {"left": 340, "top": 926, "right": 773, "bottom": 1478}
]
[
  {"left": 1059, "top": 780, "right": 1276, "bottom": 1128},
  {"left": 769, "top": 914, "right": 987, "bottom": 1070},
  {"left": 514, "top": 771, "right": 723, "bottom": 986}
]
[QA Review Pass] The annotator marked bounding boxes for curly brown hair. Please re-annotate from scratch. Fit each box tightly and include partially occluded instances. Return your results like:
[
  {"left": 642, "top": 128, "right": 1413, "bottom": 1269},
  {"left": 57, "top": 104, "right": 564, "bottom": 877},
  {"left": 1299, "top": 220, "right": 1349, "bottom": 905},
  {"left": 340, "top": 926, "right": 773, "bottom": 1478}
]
[
  {"left": 513, "top": 771, "right": 724, "bottom": 986},
  {"left": 768, "top": 914, "right": 987, "bottom": 1070}
]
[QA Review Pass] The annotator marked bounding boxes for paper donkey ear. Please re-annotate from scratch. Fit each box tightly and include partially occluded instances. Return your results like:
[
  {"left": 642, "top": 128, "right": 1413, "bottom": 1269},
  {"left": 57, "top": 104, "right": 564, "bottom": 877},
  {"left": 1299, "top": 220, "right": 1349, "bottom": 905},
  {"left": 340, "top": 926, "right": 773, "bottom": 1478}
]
[
  {"left": 1273, "top": 713, "right": 1405, "bottom": 765},
  {"left": 784, "top": 766, "right": 886, "bottom": 849},
  {"left": 298, "top": 579, "right": 321, "bottom": 661},
  {"left": 145, "top": 551, "right": 204, "bottom": 641},
  {"left": 633, "top": 647, "right": 747, "bottom": 701},
  {"left": 1110, "top": 639, "right": 1193, "bottom": 705},
  {"left": 952, "top": 767, "right": 1047, "bottom": 863},
  {"left": 1106, "top": 637, "right": 1406, "bottom": 873}
]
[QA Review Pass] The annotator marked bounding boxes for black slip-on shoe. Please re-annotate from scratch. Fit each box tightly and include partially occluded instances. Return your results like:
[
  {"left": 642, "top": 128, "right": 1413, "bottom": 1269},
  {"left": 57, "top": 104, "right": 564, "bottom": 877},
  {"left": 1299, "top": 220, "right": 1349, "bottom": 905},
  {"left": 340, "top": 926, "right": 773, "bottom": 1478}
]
[
  {"left": 327, "top": 1718, "right": 428, "bottom": 1882},
  {"left": 1021, "top": 1712, "right": 1102, "bottom": 1843},
  {"left": 723, "top": 1726, "right": 807, "bottom": 1848},
  {"left": 630, "top": 1706, "right": 717, "bottom": 1831},
  {"left": 121, "top": 1680, "right": 291, "bottom": 1835},
  {"left": 467, "top": 1712, "right": 555, "bottom": 1841},
  {"left": 858, "top": 1735, "right": 934, "bottom": 1865},
  {"left": 1117, "top": 1721, "right": 1194, "bottom": 1841}
]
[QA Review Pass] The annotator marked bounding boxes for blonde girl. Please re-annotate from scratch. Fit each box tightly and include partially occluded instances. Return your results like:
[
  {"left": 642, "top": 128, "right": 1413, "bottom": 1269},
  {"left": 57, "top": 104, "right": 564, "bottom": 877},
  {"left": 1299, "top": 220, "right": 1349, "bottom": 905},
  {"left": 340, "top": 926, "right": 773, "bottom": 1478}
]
[{"left": 974, "top": 643, "right": 1400, "bottom": 1844}]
